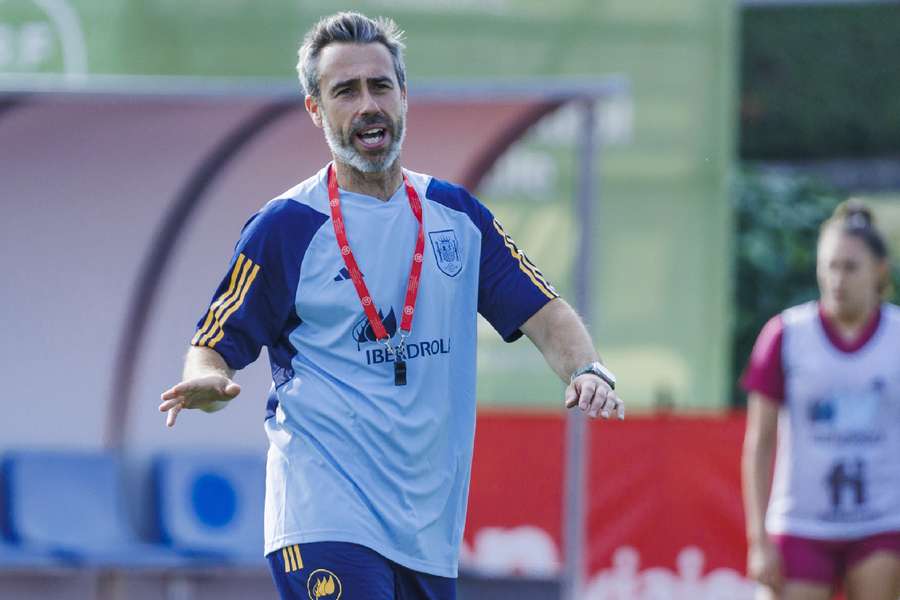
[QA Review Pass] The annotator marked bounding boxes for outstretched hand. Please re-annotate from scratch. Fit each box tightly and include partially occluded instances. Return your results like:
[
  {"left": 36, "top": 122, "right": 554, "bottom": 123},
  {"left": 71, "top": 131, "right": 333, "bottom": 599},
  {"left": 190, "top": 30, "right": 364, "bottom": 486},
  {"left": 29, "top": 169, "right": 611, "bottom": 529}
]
[
  {"left": 159, "top": 374, "right": 241, "bottom": 428},
  {"left": 565, "top": 374, "right": 624, "bottom": 420}
]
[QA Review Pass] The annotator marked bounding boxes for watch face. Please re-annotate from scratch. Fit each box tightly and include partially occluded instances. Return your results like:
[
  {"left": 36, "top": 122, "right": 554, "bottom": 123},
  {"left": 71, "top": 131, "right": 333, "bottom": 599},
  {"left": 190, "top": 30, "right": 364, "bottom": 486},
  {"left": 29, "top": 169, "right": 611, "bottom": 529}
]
[{"left": 593, "top": 363, "right": 616, "bottom": 387}]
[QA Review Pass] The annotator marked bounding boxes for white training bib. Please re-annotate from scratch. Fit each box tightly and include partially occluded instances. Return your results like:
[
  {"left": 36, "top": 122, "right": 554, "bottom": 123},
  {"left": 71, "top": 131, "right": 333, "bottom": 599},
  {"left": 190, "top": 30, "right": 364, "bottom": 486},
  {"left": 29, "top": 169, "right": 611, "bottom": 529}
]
[{"left": 767, "top": 302, "right": 900, "bottom": 539}]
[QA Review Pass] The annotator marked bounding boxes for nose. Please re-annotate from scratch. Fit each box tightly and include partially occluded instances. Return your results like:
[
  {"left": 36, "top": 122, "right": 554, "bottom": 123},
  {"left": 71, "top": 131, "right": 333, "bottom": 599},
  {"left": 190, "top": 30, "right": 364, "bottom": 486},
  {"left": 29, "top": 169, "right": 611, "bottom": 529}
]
[
  {"left": 358, "top": 88, "right": 381, "bottom": 117},
  {"left": 830, "top": 267, "right": 849, "bottom": 292}
]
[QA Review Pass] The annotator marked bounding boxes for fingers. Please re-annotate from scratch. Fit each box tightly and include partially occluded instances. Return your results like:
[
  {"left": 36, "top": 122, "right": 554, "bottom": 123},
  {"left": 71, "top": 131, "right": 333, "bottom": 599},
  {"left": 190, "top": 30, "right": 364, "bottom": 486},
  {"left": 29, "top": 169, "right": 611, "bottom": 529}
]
[
  {"left": 565, "top": 376, "right": 625, "bottom": 420},
  {"left": 578, "top": 379, "right": 596, "bottom": 412},
  {"left": 158, "top": 375, "right": 239, "bottom": 429},
  {"left": 564, "top": 385, "right": 578, "bottom": 409},
  {"left": 755, "top": 567, "right": 781, "bottom": 592},
  {"left": 159, "top": 394, "right": 185, "bottom": 428},
  {"left": 158, "top": 395, "right": 184, "bottom": 413},
  {"left": 762, "top": 560, "right": 784, "bottom": 592},
  {"left": 748, "top": 543, "right": 783, "bottom": 593},
  {"left": 159, "top": 376, "right": 240, "bottom": 413},
  {"left": 166, "top": 405, "right": 181, "bottom": 428},
  {"left": 610, "top": 391, "right": 625, "bottom": 420},
  {"left": 160, "top": 381, "right": 194, "bottom": 401}
]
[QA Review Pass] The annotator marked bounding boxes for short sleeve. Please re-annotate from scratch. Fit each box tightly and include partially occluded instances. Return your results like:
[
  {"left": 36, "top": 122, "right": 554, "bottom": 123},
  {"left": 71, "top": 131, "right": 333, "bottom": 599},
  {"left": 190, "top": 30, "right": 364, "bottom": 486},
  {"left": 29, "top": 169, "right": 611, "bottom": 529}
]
[
  {"left": 740, "top": 314, "right": 785, "bottom": 404},
  {"left": 423, "top": 177, "right": 558, "bottom": 342},
  {"left": 190, "top": 199, "right": 328, "bottom": 370},
  {"left": 476, "top": 207, "right": 559, "bottom": 342}
]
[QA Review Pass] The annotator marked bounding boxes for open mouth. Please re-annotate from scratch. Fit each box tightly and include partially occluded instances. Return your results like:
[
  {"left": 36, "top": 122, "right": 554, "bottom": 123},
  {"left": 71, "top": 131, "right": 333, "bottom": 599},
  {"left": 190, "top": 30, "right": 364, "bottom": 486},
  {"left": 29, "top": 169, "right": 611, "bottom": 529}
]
[{"left": 355, "top": 126, "right": 389, "bottom": 150}]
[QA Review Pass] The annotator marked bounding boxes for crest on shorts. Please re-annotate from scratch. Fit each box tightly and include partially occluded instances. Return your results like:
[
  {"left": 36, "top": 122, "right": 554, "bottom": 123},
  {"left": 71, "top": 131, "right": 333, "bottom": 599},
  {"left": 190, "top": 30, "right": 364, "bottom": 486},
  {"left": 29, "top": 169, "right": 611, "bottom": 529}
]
[
  {"left": 429, "top": 229, "right": 462, "bottom": 277},
  {"left": 307, "top": 568, "right": 342, "bottom": 599}
]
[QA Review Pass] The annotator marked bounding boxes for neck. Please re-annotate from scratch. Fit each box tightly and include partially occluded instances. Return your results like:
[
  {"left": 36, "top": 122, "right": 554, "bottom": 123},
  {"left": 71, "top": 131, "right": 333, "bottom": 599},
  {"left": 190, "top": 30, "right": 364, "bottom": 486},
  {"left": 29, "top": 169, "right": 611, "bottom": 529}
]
[
  {"left": 333, "top": 159, "right": 402, "bottom": 201},
  {"left": 822, "top": 299, "right": 879, "bottom": 339}
]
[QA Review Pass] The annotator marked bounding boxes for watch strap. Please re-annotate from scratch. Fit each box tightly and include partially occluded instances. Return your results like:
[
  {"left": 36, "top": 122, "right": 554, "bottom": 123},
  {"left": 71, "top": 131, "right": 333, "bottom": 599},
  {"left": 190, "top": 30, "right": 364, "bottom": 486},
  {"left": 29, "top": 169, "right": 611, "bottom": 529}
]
[{"left": 570, "top": 361, "right": 616, "bottom": 389}]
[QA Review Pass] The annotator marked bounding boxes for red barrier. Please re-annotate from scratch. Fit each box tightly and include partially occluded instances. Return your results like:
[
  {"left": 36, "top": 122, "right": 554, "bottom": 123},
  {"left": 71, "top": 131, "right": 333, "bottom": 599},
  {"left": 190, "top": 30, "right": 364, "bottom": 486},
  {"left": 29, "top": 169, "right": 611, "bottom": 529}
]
[{"left": 465, "top": 411, "right": 756, "bottom": 597}]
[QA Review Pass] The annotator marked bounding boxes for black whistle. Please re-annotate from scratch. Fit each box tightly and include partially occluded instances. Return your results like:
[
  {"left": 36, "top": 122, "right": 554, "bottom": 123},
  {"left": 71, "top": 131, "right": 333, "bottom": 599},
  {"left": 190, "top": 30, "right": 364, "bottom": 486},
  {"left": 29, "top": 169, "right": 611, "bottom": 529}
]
[{"left": 394, "top": 359, "right": 407, "bottom": 386}]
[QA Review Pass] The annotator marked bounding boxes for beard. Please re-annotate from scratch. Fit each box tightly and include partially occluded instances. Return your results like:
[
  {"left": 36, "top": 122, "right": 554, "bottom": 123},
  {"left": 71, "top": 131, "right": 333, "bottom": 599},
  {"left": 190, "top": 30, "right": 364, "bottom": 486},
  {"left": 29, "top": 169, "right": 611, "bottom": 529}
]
[{"left": 321, "top": 103, "right": 406, "bottom": 174}]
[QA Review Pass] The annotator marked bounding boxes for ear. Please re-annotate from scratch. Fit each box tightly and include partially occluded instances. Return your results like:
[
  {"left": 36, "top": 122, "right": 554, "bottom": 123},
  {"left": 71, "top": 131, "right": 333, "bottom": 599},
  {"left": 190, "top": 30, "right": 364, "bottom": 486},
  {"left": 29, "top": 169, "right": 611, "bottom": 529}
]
[
  {"left": 305, "top": 95, "right": 324, "bottom": 129},
  {"left": 877, "top": 258, "right": 890, "bottom": 288}
]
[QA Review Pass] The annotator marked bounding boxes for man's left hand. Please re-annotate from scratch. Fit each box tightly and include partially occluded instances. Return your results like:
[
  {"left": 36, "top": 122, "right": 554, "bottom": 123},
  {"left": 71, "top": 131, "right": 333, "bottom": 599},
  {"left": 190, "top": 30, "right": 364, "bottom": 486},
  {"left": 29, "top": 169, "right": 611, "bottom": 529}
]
[{"left": 564, "top": 374, "right": 624, "bottom": 420}]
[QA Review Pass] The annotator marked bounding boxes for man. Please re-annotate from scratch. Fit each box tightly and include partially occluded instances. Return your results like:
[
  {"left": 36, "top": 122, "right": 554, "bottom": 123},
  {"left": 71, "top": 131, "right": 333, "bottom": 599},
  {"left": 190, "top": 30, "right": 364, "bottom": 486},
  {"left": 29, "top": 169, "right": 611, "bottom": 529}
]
[{"left": 160, "top": 11, "right": 623, "bottom": 600}]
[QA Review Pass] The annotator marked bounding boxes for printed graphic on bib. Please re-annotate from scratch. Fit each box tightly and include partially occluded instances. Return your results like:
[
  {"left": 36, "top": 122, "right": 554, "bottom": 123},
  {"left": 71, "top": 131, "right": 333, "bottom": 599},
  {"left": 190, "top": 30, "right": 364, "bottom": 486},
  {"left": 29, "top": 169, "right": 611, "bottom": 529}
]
[
  {"left": 820, "top": 458, "right": 882, "bottom": 522},
  {"left": 807, "top": 379, "right": 884, "bottom": 444}
]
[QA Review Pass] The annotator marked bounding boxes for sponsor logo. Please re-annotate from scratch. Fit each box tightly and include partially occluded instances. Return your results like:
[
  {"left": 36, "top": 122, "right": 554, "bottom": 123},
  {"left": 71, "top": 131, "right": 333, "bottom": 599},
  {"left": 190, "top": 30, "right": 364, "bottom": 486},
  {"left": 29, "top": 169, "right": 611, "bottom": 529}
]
[
  {"left": 333, "top": 267, "right": 352, "bottom": 282},
  {"left": 307, "top": 568, "right": 342, "bottom": 599},
  {"left": 366, "top": 338, "right": 451, "bottom": 365},
  {"left": 429, "top": 229, "right": 462, "bottom": 277},
  {"left": 808, "top": 379, "right": 885, "bottom": 444},
  {"left": 350, "top": 306, "right": 450, "bottom": 362},
  {"left": 352, "top": 308, "right": 397, "bottom": 348},
  {"left": 460, "top": 530, "right": 756, "bottom": 599},
  {"left": 819, "top": 458, "right": 882, "bottom": 521}
]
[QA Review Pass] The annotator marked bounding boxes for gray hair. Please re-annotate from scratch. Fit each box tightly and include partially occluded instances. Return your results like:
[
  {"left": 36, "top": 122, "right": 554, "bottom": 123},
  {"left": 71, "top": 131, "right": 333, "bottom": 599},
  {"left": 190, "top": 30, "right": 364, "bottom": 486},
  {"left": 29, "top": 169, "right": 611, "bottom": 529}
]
[{"left": 297, "top": 12, "right": 407, "bottom": 99}]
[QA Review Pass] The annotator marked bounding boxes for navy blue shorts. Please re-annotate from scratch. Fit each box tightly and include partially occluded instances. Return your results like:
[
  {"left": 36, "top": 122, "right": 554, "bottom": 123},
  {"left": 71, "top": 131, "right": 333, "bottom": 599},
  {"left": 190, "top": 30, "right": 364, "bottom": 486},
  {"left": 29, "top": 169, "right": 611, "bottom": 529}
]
[{"left": 267, "top": 541, "right": 456, "bottom": 600}]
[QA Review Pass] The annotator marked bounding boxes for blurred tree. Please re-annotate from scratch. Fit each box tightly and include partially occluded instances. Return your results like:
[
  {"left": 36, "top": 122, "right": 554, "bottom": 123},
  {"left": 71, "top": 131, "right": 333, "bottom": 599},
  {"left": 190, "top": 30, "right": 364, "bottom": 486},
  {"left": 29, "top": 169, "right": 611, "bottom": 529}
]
[
  {"left": 741, "top": 4, "right": 900, "bottom": 160},
  {"left": 731, "top": 170, "right": 840, "bottom": 406}
]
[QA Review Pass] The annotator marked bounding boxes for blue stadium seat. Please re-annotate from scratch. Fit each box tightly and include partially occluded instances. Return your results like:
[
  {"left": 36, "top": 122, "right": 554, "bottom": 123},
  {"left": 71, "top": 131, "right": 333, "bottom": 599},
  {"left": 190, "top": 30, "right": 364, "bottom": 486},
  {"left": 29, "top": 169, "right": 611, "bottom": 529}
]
[
  {"left": 1, "top": 450, "right": 189, "bottom": 569},
  {"left": 153, "top": 452, "right": 266, "bottom": 566},
  {"left": 0, "top": 539, "right": 63, "bottom": 569}
]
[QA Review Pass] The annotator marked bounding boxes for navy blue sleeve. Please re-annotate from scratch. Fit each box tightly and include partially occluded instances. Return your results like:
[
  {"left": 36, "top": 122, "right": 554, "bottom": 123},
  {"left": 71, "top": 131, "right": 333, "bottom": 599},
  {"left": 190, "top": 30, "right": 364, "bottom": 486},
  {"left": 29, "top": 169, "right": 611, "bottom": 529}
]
[
  {"left": 191, "top": 199, "right": 328, "bottom": 370},
  {"left": 426, "top": 178, "right": 559, "bottom": 342}
]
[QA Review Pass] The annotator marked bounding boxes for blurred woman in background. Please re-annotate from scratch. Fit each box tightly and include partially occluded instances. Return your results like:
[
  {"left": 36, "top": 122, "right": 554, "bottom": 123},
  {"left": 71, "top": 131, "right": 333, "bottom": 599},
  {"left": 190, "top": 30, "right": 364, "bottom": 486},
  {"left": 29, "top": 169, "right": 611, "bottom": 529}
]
[{"left": 741, "top": 201, "right": 900, "bottom": 600}]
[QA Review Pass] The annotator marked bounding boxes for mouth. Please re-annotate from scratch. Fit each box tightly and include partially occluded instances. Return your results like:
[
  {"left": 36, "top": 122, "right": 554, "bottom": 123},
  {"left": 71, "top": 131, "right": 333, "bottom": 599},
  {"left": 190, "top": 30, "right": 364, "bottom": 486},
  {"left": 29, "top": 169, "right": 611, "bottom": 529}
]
[{"left": 354, "top": 126, "right": 389, "bottom": 151}]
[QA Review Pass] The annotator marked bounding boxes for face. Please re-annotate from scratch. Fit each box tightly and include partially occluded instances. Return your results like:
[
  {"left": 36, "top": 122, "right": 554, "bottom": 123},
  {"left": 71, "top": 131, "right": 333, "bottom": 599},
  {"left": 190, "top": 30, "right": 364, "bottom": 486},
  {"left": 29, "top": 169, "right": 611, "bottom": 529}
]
[
  {"left": 305, "top": 42, "right": 407, "bottom": 174},
  {"left": 817, "top": 230, "right": 886, "bottom": 320}
]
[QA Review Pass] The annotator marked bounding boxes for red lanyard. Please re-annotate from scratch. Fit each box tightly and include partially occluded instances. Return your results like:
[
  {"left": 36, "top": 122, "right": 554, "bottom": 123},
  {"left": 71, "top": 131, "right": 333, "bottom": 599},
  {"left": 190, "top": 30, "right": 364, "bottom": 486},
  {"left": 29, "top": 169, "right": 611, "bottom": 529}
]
[{"left": 328, "top": 164, "right": 424, "bottom": 345}]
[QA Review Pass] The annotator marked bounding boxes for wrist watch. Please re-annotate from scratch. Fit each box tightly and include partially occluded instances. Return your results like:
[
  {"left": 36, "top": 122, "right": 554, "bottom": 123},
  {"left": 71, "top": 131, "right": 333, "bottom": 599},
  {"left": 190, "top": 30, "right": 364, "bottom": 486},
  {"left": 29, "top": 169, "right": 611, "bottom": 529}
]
[{"left": 570, "top": 361, "right": 616, "bottom": 389}]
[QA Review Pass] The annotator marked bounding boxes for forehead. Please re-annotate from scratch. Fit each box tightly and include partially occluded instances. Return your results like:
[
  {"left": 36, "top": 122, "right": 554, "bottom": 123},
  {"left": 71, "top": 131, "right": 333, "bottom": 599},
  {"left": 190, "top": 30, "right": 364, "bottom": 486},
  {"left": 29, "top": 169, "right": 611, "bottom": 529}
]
[
  {"left": 317, "top": 42, "right": 397, "bottom": 88},
  {"left": 819, "top": 230, "right": 873, "bottom": 261}
]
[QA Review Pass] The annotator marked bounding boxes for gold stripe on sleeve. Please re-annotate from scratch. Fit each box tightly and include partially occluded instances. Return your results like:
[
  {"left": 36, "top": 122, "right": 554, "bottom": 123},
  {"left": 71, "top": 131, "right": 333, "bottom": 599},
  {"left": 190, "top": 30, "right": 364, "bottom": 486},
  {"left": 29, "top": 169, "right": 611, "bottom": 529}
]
[
  {"left": 293, "top": 544, "right": 303, "bottom": 569},
  {"left": 192, "top": 254, "right": 247, "bottom": 345},
  {"left": 207, "top": 262, "right": 260, "bottom": 349},
  {"left": 519, "top": 251, "right": 555, "bottom": 292},
  {"left": 493, "top": 219, "right": 555, "bottom": 289},
  {"left": 197, "top": 257, "right": 255, "bottom": 347},
  {"left": 492, "top": 220, "right": 558, "bottom": 300},
  {"left": 282, "top": 547, "right": 291, "bottom": 573}
]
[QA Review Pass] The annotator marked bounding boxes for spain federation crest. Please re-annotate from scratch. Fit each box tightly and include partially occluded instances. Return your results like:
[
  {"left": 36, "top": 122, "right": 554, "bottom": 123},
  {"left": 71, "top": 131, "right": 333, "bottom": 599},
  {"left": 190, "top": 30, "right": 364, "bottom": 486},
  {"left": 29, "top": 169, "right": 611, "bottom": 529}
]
[
  {"left": 429, "top": 229, "right": 463, "bottom": 277},
  {"left": 307, "top": 568, "right": 342, "bottom": 599}
]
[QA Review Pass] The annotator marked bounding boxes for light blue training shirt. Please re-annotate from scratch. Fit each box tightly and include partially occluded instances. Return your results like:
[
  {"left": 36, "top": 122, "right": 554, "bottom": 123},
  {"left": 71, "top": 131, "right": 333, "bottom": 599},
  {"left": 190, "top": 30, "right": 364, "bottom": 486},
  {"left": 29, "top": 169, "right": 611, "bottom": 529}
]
[{"left": 191, "top": 164, "right": 557, "bottom": 577}]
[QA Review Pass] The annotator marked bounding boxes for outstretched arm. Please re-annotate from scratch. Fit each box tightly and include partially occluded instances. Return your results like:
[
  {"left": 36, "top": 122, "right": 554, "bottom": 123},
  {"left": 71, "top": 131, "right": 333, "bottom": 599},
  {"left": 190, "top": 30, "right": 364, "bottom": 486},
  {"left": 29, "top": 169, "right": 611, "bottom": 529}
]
[
  {"left": 520, "top": 298, "right": 623, "bottom": 420},
  {"left": 742, "top": 392, "right": 782, "bottom": 592},
  {"left": 158, "top": 346, "right": 241, "bottom": 427}
]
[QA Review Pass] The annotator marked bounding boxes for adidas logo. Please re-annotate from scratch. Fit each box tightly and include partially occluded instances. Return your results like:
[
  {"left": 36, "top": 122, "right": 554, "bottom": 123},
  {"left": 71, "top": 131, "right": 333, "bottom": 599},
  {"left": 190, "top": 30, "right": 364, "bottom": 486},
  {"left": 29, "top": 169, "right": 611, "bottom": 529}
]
[{"left": 334, "top": 267, "right": 365, "bottom": 282}]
